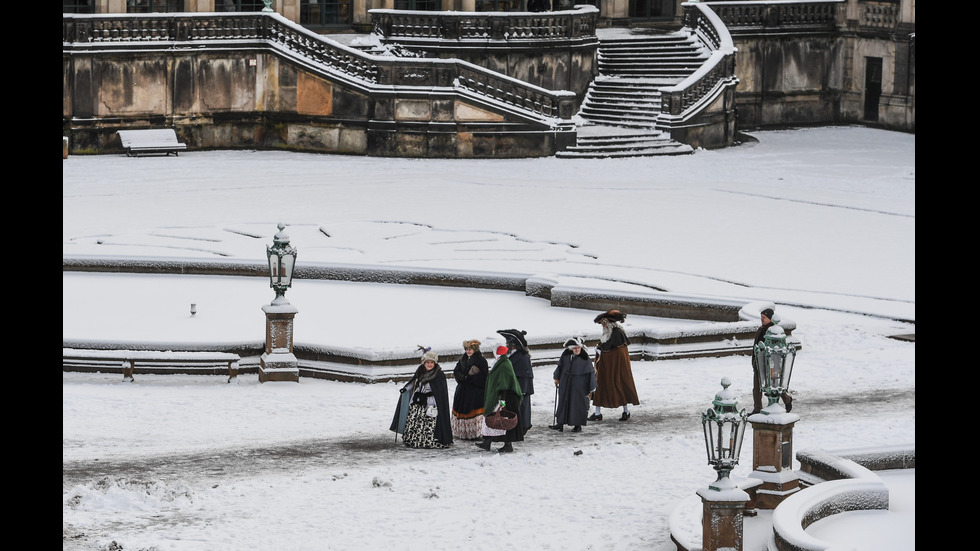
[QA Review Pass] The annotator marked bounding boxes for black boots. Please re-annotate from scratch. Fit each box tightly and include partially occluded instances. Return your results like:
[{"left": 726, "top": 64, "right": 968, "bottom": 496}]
[
  {"left": 548, "top": 424, "right": 563, "bottom": 432},
  {"left": 588, "top": 413, "right": 603, "bottom": 421},
  {"left": 783, "top": 393, "right": 793, "bottom": 413},
  {"left": 619, "top": 412, "right": 631, "bottom": 421},
  {"left": 571, "top": 425, "right": 582, "bottom": 432},
  {"left": 499, "top": 442, "right": 514, "bottom": 453},
  {"left": 475, "top": 437, "right": 492, "bottom": 451}
]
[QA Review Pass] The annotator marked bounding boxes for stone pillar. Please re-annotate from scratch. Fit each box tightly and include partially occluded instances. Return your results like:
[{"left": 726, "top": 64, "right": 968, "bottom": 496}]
[
  {"left": 748, "top": 411, "right": 801, "bottom": 509},
  {"left": 259, "top": 302, "right": 299, "bottom": 382},
  {"left": 696, "top": 486, "right": 750, "bottom": 551}
]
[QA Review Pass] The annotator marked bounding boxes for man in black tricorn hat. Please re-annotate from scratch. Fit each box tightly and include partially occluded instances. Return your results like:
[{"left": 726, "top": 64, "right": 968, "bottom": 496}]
[{"left": 497, "top": 329, "right": 533, "bottom": 435}]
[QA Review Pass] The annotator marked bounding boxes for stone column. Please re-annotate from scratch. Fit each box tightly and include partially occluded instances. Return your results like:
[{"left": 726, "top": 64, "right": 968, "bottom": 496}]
[
  {"left": 748, "top": 411, "right": 801, "bottom": 509},
  {"left": 696, "top": 486, "right": 750, "bottom": 551},
  {"left": 259, "top": 302, "right": 299, "bottom": 382}
]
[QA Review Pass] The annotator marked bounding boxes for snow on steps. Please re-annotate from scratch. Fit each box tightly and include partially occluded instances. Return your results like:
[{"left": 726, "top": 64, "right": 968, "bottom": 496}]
[{"left": 556, "top": 126, "right": 693, "bottom": 158}]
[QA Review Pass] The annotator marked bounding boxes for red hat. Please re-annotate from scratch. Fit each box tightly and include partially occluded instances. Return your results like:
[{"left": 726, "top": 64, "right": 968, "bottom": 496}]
[{"left": 496, "top": 345, "right": 509, "bottom": 356}]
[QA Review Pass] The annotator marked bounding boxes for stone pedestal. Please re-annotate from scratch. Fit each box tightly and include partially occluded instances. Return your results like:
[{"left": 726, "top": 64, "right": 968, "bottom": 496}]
[
  {"left": 748, "top": 409, "right": 801, "bottom": 509},
  {"left": 696, "top": 483, "right": 750, "bottom": 551},
  {"left": 259, "top": 301, "right": 299, "bottom": 383}
]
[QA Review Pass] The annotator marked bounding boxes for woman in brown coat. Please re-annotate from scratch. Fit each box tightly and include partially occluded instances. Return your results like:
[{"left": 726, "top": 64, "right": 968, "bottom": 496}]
[{"left": 589, "top": 309, "right": 640, "bottom": 421}]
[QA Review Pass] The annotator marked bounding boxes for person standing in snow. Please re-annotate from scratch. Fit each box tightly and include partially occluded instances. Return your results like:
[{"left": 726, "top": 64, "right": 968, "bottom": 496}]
[
  {"left": 392, "top": 347, "right": 453, "bottom": 449},
  {"left": 498, "top": 329, "right": 534, "bottom": 435},
  {"left": 475, "top": 345, "right": 524, "bottom": 453},
  {"left": 590, "top": 309, "right": 640, "bottom": 421},
  {"left": 549, "top": 336, "right": 596, "bottom": 432},
  {"left": 451, "top": 339, "right": 490, "bottom": 440},
  {"left": 751, "top": 307, "right": 793, "bottom": 414}
]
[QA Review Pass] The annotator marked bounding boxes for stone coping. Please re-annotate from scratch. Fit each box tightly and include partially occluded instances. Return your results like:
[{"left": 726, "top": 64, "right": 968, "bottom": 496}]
[
  {"left": 63, "top": 255, "right": 793, "bottom": 382},
  {"left": 669, "top": 446, "right": 914, "bottom": 551}
]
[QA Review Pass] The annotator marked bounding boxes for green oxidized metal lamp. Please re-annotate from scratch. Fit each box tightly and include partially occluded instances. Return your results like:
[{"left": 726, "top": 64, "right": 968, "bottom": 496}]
[
  {"left": 266, "top": 222, "right": 297, "bottom": 305},
  {"left": 701, "top": 376, "right": 748, "bottom": 491},
  {"left": 752, "top": 325, "right": 797, "bottom": 413}
]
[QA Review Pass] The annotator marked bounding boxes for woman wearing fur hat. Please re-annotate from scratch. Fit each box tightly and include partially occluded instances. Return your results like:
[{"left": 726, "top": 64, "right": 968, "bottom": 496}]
[
  {"left": 549, "top": 337, "right": 597, "bottom": 433},
  {"left": 451, "top": 339, "right": 489, "bottom": 440},
  {"left": 590, "top": 310, "right": 640, "bottom": 421},
  {"left": 394, "top": 348, "right": 453, "bottom": 449},
  {"left": 475, "top": 345, "right": 524, "bottom": 453}
]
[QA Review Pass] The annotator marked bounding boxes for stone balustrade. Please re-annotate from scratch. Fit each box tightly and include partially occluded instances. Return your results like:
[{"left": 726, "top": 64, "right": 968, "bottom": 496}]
[
  {"left": 63, "top": 12, "right": 575, "bottom": 124},
  {"left": 370, "top": 7, "right": 598, "bottom": 42},
  {"left": 706, "top": 0, "right": 842, "bottom": 35}
]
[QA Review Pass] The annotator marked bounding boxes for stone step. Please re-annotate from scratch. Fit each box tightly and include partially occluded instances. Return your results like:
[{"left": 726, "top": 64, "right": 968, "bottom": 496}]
[
  {"left": 556, "top": 143, "right": 694, "bottom": 158},
  {"left": 575, "top": 134, "right": 672, "bottom": 146},
  {"left": 600, "top": 61, "right": 701, "bottom": 71},
  {"left": 561, "top": 30, "right": 702, "bottom": 158},
  {"left": 600, "top": 36, "right": 696, "bottom": 46},
  {"left": 582, "top": 101, "right": 661, "bottom": 112},
  {"left": 599, "top": 45, "right": 705, "bottom": 54},
  {"left": 577, "top": 114, "right": 660, "bottom": 127},
  {"left": 583, "top": 102, "right": 660, "bottom": 112}
]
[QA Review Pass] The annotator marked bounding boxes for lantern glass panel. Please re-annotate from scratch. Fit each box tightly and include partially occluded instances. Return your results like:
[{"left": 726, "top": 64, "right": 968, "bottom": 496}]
[
  {"left": 281, "top": 254, "right": 295, "bottom": 286},
  {"left": 769, "top": 352, "right": 784, "bottom": 387},
  {"left": 736, "top": 418, "right": 746, "bottom": 454},
  {"left": 782, "top": 350, "right": 796, "bottom": 389},
  {"left": 719, "top": 422, "right": 733, "bottom": 459}
]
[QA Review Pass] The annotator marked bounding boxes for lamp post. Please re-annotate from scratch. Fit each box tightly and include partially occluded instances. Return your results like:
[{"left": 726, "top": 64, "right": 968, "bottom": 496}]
[
  {"left": 266, "top": 222, "right": 297, "bottom": 306},
  {"left": 748, "top": 324, "right": 800, "bottom": 509},
  {"left": 701, "top": 376, "right": 748, "bottom": 490},
  {"left": 259, "top": 223, "right": 299, "bottom": 383},
  {"left": 696, "top": 377, "right": 750, "bottom": 551},
  {"left": 752, "top": 325, "right": 796, "bottom": 414}
]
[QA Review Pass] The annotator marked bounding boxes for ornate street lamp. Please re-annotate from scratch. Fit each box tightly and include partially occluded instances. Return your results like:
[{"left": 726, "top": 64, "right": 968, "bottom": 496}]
[
  {"left": 701, "top": 376, "right": 748, "bottom": 491},
  {"left": 752, "top": 325, "right": 797, "bottom": 413},
  {"left": 259, "top": 223, "right": 299, "bottom": 383},
  {"left": 266, "top": 222, "right": 297, "bottom": 306}
]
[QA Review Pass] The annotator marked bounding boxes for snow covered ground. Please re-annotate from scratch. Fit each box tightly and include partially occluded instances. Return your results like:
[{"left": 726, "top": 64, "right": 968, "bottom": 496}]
[{"left": 63, "top": 126, "right": 914, "bottom": 551}]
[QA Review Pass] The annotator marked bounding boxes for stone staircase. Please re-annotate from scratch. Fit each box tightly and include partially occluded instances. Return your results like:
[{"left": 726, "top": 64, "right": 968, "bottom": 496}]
[{"left": 557, "top": 29, "right": 708, "bottom": 159}]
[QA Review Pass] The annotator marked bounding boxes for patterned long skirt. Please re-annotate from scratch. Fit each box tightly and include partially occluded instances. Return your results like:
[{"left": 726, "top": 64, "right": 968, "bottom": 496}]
[
  {"left": 403, "top": 404, "right": 448, "bottom": 449},
  {"left": 451, "top": 413, "right": 484, "bottom": 440}
]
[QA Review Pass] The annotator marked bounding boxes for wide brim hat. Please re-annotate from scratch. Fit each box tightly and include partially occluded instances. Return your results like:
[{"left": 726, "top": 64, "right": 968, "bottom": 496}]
[
  {"left": 564, "top": 336, "right": 585, "bottom": 348},
  {"left": 594, "top": 309, "right": 626, "bottom": 324},
  {"left": 496, "top": 329, "right": 528, "bottom": 348}
]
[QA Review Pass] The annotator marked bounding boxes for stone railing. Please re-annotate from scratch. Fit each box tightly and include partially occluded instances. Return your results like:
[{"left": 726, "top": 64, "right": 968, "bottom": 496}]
[
  {"left": 63, "top": 12, "right": 575, "bottom": 123},
  {"left": 455, "top": 64, "right": 576, "bottom": 120},
  {"left": 657, "top": 2, "right": 738, "bottom": 124},
  {"left": 370, "top": 6, "right": 598, "bottom": 42},
  {"left": 859, "top": 1, "right": 902, "bottom": 30},
  {"left": 705, "top": 0, "right": 842, "bottom": 35}
]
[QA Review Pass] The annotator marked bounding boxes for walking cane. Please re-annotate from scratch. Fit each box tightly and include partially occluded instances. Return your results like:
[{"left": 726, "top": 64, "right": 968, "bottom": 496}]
[{"left": 553, "top": 383, "right": 559, "bottom": 427}]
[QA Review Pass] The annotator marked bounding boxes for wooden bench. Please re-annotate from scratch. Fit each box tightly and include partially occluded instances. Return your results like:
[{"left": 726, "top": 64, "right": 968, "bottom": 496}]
[
  {"left": 63, "top": 348, "right": 241, "bottom": 382},
  {"left": 117, "top": 129, "right": 187, "bottom": 157}
]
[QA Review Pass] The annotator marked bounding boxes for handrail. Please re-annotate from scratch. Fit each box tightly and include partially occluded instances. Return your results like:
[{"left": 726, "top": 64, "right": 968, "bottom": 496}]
[
  {"left": 656, "top": 2, "right": 738, "bottom": 127},
  {"left": 62, "top": 12, "right": 576, "bottom": 125},
  {"left": 370, "top": 6, "right": 599, "bottom": 42}
]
